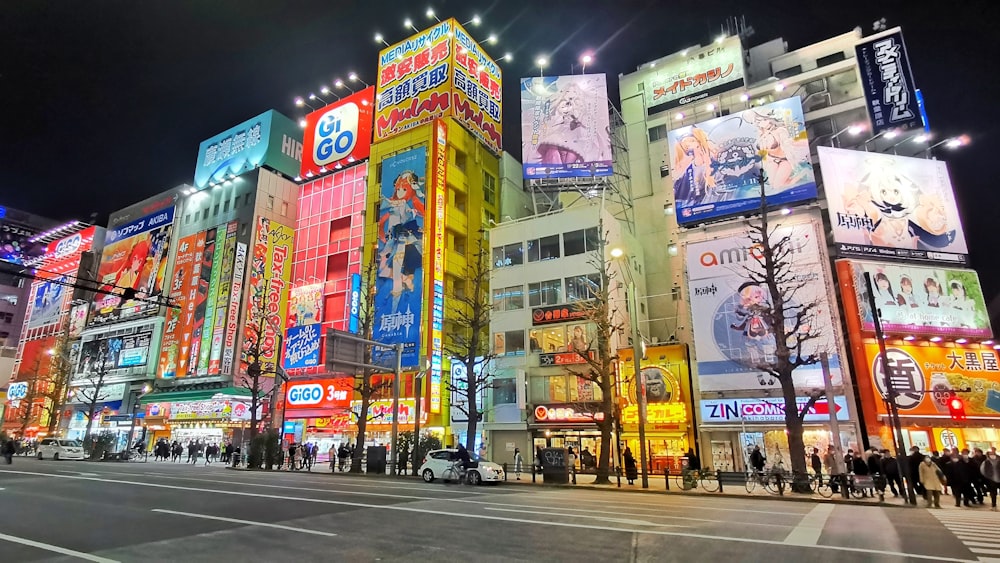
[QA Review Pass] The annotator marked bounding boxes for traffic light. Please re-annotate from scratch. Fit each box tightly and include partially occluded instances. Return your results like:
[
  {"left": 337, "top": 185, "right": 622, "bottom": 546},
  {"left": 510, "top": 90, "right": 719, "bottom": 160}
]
[{"left": 948, "top": 396, "right": 967, "bottom": 421}]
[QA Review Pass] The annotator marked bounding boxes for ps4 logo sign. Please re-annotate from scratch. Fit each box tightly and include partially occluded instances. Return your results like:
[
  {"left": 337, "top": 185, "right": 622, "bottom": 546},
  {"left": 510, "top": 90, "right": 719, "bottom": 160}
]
[
  {"left": 314, "top": 102, "right": 359, "bottom": 165},
  {"left": 53, "top": 234, "right": 82, "bottom": 259}
]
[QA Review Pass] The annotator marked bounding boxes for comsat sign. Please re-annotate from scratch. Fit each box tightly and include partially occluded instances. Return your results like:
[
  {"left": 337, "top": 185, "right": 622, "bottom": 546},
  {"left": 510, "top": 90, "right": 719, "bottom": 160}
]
[
  {"left": 699, "top": 397, "right": 850, "bottom": 423},
  {"left": 284, "top": 378, "right": 352, "bottom": 411}
]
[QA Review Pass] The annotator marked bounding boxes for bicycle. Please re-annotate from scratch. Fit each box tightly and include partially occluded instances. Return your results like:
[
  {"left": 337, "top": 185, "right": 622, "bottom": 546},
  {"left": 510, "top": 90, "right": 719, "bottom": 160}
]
[
  {"left": 809, "top": 472, "right": 834, "bottom": 498},
  {"left": 441, "top": 460, "right": 468, "bottom": 484},
  {"left": 675, "top": 468, "right": 720, "bottom": 492},
  {"left": 745, "top": 468, "right": 767, "bottom": 494}
]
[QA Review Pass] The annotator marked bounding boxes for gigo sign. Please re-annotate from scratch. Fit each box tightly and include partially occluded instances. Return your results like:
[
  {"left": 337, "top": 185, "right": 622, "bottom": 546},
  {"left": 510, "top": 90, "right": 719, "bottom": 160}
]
[
  {"left": 285, "top": 379, "right": 352, "bottom": 411},
  {"left": 7, "top": 381, "right": 28, "bottom": 401},
  {"left": 300, "top": 87, "right": 375, "bottom": 178}
]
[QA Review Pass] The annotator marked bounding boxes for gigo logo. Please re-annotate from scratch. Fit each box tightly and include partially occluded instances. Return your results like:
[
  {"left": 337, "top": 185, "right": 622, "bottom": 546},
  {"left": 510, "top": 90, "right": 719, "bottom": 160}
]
[
  {"left": 314, "top": 102, "right": 360, "bottom": 165},
  {"left": 287, "top": 384, "right": 323, "bottom": 406},
  {"left": 53, "top": 234, "right": 82, "bottom": 259}
]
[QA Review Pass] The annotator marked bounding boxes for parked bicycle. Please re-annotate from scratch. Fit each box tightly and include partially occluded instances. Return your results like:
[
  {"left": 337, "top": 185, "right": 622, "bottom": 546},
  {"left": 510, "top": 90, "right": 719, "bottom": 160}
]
[{"left": 674, "top": 467, "right": 720, "bottom": 492}]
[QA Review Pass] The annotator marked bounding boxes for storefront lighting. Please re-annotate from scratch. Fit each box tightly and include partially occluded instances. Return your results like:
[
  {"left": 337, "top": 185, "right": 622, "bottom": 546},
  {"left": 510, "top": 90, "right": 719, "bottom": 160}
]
[
  {"left": 929, "top": 336, "right": 943, "bottom": 343},
  {"left": 993, "top": 344, "right": 1000, "bottom": 350},
  {"left": 739, "top": 92, "right": 750, "bottom": 102},
  {"left": 983, "top": 340, "right": 994, "bottom": 346},
  {"left": 884, "top": 130, "right": 899, "bottom": 140},
  {"left": 319, "top": 166, "right": 328, "bottom": 173},
  {"left": 780, "top": 208, "right": 792, "bottom": 216},
  {"left": 913, "top": 133, "right": 930, "bottom": 143},
  {"left": 774, "top": 82, "right": 786, "bottom": 92},
  {"left": 663, "top": 203, "right": 674, "bottom": 215},
  {"left": 502, "top": 53, "right": 513, "bottom": 62},
  {"left": 298, "top": 118, "right": 307, "bottom": 128},
  {"left": 667, "top": 244, "right": 678, "bottom": 256},
  {"left": 715, "top": 34, "right": 726, "bottom": 44},
  {"left": 294, "top": 176, "right": 302, "bottom": 182},
  {"left": 903, "top": 335, "right": 916, "bottom": 341},
  {"left": 705, "top": 103, "right": 715, "bottom": 111},
  {"left": 675, "top": 112, "right": 685, "bottom": 120},
  {"left": 487, "top": 34, "right": 497, "bottom": 45},
  {"left": 956, "top": 338, "right": 968, "bottom": 344}
]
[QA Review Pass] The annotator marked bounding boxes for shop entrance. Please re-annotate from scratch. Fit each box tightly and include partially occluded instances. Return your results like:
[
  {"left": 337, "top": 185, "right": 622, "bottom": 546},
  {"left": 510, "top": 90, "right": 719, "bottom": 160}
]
[{"left": 532, "top": 429, "right": 603, "bottom": 472}]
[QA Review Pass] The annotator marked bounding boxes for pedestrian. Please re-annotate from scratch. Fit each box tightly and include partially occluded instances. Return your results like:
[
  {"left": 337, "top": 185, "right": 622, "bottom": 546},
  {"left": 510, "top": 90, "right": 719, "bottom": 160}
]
[
  {"left": 328, "top": 443, "right": 338, "bottom": 472},
  {"left": 980, "top": 449, "right": 1000, "bottom": 511},
  {"left": 2, "top": 438, "right": 14, "bottom": 465},
  {"left": 478, "top": 443, "right": 487, "bottom": 460},
  {"left": 963, "top": 448, "right": 984, "bottom": 505},
  {"left": 945, "top": 452, "right": 975, "bottom": 507},
  {"left": 880, "top": 449, "right": 902, "bottom": 498},
  {"left": 186, "top": 441, "right": 194, "bottom": 463},
  {"left": 288, "top": 442, "right": 298, "bottom": 471},
  {"left": 749, "top": 445, "right": 766, "bottom": 476},
  {"left": 535, "top": 446, "right": 544, "bottom": 473},
  {"left": 567, "top": 447, "right": 577, "bottom": 484},
  {"left": 908, "top": 446, "right": 925, "bottom": 499},
  {"left": 172, "top": 441, "right": 182, "bottom": 462},
  {"left": 934, "top": 449, "right": 950, "bottom": 495},
  {"left": 918, "top": 455, "right": 944, "bottom": 509},
  {"left": 850, "top": 449, "right": 870, "bottom": 497},
  {"left": 624, "top": 446, "right": 638, "bottom": 485},
  {"left": 867, "top": 448, "right": 885, "bottom": 497},
  {"left": 398, "top": 444, "right": 408, "bottom": 476},
  {"left": 338, "top": 443, "right": 350, "bottom": 472},
  {"left": 514, "top": 447, "right": 524, "bottom": 480},
  {"left": 810, "top": 448, "right": 823, "bottom": 485},
  {"left": 972, "top": 448, "right": 987, "bottom": 504}
]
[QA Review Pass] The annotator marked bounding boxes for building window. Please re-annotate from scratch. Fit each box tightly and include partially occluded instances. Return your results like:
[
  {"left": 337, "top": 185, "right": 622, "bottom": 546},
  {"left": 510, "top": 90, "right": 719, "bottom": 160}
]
[
  {"left": 484, "top": 210, "right": 497, "bottom": 225},
  {"left": 493, "top": 378, "right": 517, "bottom": 405},
  {"left": 565, "top": 273, "right": 601, "bottom": 301},
  {"left": 492, "top": 285, "right": 524, "bottom": 311},
  {"left": 453, "top": 234, "right": 466, "bottom": 256},
  {"left": 562, "top": 227, "right": 600, "bottom": 256},
  {"left": 281, "top": 201, "right": 289, "bottom": 215},
  {"left": 223, "top": 199, "right": 229, "bottom": 213},
  {"left": 774, "top": 65, "right": 802, "bottom": 79},
  {"left": 527, "top": 235, "right": 560, "bottom": 262},
  {"left": 184, "top": 214, "right": 190, "bottom": 225},
  {"left": 193, "top": 210, "right": 200, "bottom": 222},
  {"left": 529, "top": 323, "right": 594, "bottom": 354},
  {"left": 528, "top": 279, "right": 561, "bottom": 307},
  {"left": 267, "top": 195, "right": 275, "bottom": 210},
  {"left": 455, "top": 150, "right": 467, "bottom": 171},
  {"left": 492, "top": 243, "right": 523, "bottom": 268},
  {"left": 244, "top": 193, "right": 252, "bottom": 207},
  {"left": 816, "top": 51, "right": 846, "bottom": 67},
  {"left": 530, "top": 374, "right": 601, "bottom": 403},
  {"left": 483, "top": 172, "right": 496, "bottom": 204},
  {"left": 494, "top": 329, "right": 525, "bottom": 356},
  {"left": 648, "top": 124, "right": 668, "bottom": 143},
  {"left": 454, "top": 191, "right": 467, "bottom": 213},
  {"left": 213, "top": 203, "right": 220, "bottom": 217}
]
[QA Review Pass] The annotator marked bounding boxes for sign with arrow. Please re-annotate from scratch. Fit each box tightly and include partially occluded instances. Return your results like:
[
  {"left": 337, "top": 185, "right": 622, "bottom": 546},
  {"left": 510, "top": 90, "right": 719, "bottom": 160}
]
[{"left": 700, "top": 396, "right": 849, "bottom": 424}]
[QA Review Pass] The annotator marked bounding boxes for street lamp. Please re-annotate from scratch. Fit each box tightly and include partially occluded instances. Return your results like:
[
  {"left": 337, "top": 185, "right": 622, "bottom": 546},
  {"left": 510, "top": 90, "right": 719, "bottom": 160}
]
[
  {"left": 463, "top": 15, "right": 482, "bottom": 26},
  {"left": 294, "top": 97, "right": 316, "bottom": 111},
  {"left": 334, "top": 78, "right": 355, "bottom": 94},
  {"left": 374, "top": 32, "right": 389, "bottom": 46},
  {"left": 426, "top": 8, "right": 439, "bottom": 22},
  {"left": 348, "top": 72, "right": 370, "bottom": 88},
  {"left": 827, "top": 123, "right": 866, "bottom": 147},
  {"left": 580, "top": 54, "right": 593, "bottom": 74},
  {"left": 319, "top": 86, "right": 342, "bottom": 101},
  {"left": 404, "top": 18, "right": 418, "bottom": 32},
  {"left": 610, "top": 246, "right": 650, "bottom": 489},
  {"left": 921, "top": 134, "right": 969, "bottom": 156},
  {"left": 308, "top": 92, "right": 328, "bottom": 105},
  {"left": 536, "top": 56, "right": 548, "bottom": 77}
]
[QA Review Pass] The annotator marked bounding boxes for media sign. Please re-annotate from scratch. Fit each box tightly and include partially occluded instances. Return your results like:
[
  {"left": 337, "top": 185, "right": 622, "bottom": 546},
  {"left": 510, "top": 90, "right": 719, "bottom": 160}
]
[
  {"left": 7, "top": 381, "right": 28, "bottom": 401},
  {"left": 193, "top": 110, "right": 302, "bottom": 189},
  {"left": 855, "top": 29, "right": 921, "bottom": 134},
  {"left": 299, "top": 87, "right": 375, "bottom": 178},
  {"left": 242, "top": 217, "right": 294, "bottom": 376},
  {"left": 644, "top": 36, "right": 745, "bottom": 115}
]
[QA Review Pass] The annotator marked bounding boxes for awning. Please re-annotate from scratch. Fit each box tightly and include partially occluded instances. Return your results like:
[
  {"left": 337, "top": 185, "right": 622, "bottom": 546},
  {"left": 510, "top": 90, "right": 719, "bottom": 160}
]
[{"left": 139, "top": 387, "right": 252, "bottom": 404}]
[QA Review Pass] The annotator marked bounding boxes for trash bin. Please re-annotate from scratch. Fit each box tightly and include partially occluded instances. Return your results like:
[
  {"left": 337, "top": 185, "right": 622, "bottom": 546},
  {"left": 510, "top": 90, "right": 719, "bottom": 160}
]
[
  {"left": 540, "top": 447, "right": 570, "bottom": 484},
  {"left": 366, "top": 446, "right": 387, "bottom": 474}
]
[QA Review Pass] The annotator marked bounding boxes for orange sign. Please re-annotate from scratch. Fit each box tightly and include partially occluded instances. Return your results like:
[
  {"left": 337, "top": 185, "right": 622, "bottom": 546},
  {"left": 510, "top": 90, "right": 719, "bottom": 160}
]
[{"left": 861, "top": 342, "right": 1000, "bottom": 418}]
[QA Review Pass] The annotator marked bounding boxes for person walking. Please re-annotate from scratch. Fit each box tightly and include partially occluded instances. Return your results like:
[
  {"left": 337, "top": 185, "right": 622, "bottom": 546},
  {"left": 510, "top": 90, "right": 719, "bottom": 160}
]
[
  {"left": 980, "top": 449, "right": 1000, "bottom": 511},
  {"left": 810, "top": 448, "right": 823, "bottom": 486},
  {"left": 972, "top": 448, "right": 987, "bottom": 505},
  {"left": 567, "top": 447, "right": 577, "bottom": 484},
  {"left": 918, "top": 455, "right": 944, "bottom": 509},
  {"left": 624, "top": 446, "right": 638, "bottom": 485},
  {"left": 945, "top": 452, "right": 975, "bottom": 507},
  {"left": 908, "top": 446, "right": 926, "bottom": 499},
  {"left": 880, "top": 449, "right": 902, "bottom": 498},
  {"left": 2, "top": 438, "right": 14, "bottom": 465},
  {"left": 535, "top": 446, "right": 544, "bottom": 474},
  {"left": 935, "top": 449, "right": 951, "bottom": 495},
  {"left": 514, "top": 448, "right": 524, "bottom": 480},
  {"left": 398, "top": 444, "right": 409, "bottom": 476},
  {"left": 287, "top": 442, "right": 298, "bottom": 471}
]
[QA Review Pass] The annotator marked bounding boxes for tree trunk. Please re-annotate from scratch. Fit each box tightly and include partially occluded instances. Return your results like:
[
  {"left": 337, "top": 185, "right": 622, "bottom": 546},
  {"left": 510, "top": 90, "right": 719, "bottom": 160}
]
[
  {"left": 464, "top": 363, "right": 478, "bottom": 452},
  {"left": 351, "top": 389, "right": 371, "bottom": 473},
  {"left": 248, "top": 381, "right": 260, "bottom": 441},
  {"left": 594, "top": 390, "right": 614, "bottom": 484},
  {"left": 779, "top": 371, "right": 811, "bottom": 493}
]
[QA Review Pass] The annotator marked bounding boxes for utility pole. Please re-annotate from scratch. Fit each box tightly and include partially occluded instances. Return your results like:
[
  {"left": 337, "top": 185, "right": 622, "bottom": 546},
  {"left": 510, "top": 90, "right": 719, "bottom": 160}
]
[{"left": 626, "top": 278, "right": 649, "bottom": 489}]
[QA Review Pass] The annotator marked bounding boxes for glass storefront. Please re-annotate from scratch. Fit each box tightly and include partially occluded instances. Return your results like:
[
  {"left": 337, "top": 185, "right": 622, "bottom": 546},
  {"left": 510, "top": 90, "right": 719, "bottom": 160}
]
[{"left": 531, "top": 429, "right": 605, "bottom": 471}]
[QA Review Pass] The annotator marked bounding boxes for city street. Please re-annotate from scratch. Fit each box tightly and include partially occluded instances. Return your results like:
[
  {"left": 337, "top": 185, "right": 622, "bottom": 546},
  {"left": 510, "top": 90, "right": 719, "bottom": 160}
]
[{"left": 0, "top": 458, "right": 996, "bottom": 562}]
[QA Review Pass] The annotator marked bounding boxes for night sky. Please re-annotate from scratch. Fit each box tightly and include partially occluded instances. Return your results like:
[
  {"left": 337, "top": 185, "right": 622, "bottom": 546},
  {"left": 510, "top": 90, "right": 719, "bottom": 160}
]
[{"left": 3, "top": 1, "right": 999, "bottom": 302}]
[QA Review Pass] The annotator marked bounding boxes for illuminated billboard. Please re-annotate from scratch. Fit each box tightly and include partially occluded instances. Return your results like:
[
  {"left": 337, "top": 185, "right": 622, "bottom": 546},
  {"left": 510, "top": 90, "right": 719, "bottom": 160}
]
[
  {"left": 300, "top": 87, "right": 375, "bottom": 178},
  {"left": 193, "top": 110, "right": 302, "bottom": 189},
  {"left": 289, "top": 283, "right": 323, "bottom": 328},
  {"left": 685, "top": 216, "right": 844, "bottom": 392},
  {"left": 520, "top": 74, "right": 612, "bottom": 179},
  {"left": 158, "top": 232, "right": 203, "bottom": 378},
  {"left": 242, "top": 217, "right": 294, "bottom": 376},
  {"left": 838, "top": 260, "right": 990, "bottom": 339},
  {"left": 855, "top": 30, "right": 922, "bottom": 134},
  {"left": 668, "top": 97, "right": 815, "bottom": 225},
  {"left": 76, "top": 323, "right": 158, "bottom": 382},
  {"left": 373, "top": 147, "right": 425, "bottom": 369},
  {"left": 451, "top": 20, "right": 502, "bottom": 153},
  {"left": 644, "top": 36, "right": 745, "bottom": 115},
  {"left": 818, "top": 147, "right": 967, "bottom": 264},
  {"left": 91, "top": 207, "right": 174, "bottom": 326}
]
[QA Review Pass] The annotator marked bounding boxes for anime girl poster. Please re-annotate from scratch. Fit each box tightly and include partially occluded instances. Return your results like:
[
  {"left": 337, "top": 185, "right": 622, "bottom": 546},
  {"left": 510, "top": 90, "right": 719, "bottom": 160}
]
[
  {"left": 520, "top": 74, "right": 613, "bottom": 179},
  {"left": 667, "top": 97, "right": 816, "bottom": 225},
  {"left": 373, "top": 147, "right": 426, "bottom": 367}
]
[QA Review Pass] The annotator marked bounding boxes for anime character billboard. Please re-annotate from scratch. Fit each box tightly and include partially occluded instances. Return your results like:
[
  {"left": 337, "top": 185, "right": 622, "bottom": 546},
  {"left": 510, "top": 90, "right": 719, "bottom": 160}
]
[
  {"left": 520, "top": 74, "right": 613, "bottom": 179},
  {"left": 373, "top": 147, "right": 426, "bottom": 368},
  {"left": 91, "top": 207, "right": 174, "bottom": 325},
  {"left": 818, "top": 147, "right": 968, "bottom": 264},
  {"left": 685, "top": 217, "right": 844, "bottom": 392},
  {"left": 668, "top": 97, "right": 816, "bottom": 225}
]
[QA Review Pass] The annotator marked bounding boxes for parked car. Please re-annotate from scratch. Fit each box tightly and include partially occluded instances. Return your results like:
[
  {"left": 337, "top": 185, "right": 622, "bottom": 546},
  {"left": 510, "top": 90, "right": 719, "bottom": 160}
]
[
  {"left": 419, "top": 448, "right": 505, "bottom": 485},
  {"left": 37, "top": 438, "right": 85, "bottom": 461}
]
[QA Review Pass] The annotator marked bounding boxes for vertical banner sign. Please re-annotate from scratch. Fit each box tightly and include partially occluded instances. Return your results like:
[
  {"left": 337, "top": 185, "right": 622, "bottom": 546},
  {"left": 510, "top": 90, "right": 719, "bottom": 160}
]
[
  {"left": 158, "top": 233, "right": 201, "bottom": 378},
  {"left": 375, "top": 20, "right": 453, "bottom": 141},
  {"left": 284, "top": 324, "right": 322, "bottom": 369},
  {"left": 428, "top": 120, "right": 448, "bottom": 413},
  {"left": 198, "top": 227, "right": 226, "bottom": 373},
  {"left": 243, "top": 218, "right": 293, "bottom": 376},
  {"left": 222, "top": 242, "right": 247, "bottom": 374},
  {"left": 373, "top": 147, "right": 426, "bottom": 368},
  {"left": 189, "top": 227, "right": 217, "bottom": 374},
  {"left": 348, "top": 273, "right": 362, "bottom": 334},
  {"left": 451, "top": 20, "right": 502, "bottom": 153},
  {"left": 289, "top": 283, "right": 324, "bottom": 328},
  {"left": 209, "top": 222, "right": 238, "bottom": 372},
  {"left": 855, "top": 30, "right": 921, "bottom": 134}
]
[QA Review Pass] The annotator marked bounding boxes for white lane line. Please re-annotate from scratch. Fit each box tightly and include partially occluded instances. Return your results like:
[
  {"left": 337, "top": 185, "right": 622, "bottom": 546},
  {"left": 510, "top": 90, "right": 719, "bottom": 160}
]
[
  {"left": 57, "top": 471, "right": 99, "bottom": 477},
  {"left": 151, "top": 509, "right": 337, "bottom": 537},
  {"left": 972, "top": 549, "right": 1000, "bottom": 556},
  {"left": 0, "top": 531, "right": 118, "bottom": 563},
  {"left": 512, "top": 494, "right": 809, "bottom": 516},
  {"left": 0, "top": 468, "right": 970, "bottom": 562},
  {"left": 964, "top": 542, "right": 1000, "bottom": 548},
  {"left": 482, "top": 507, "right": 690, "bottom": 527},
  {"left": 783, "top": 503, "right": 835, "bottom": 546},
  {"left": 482, "top": 503, "right": 790, "bottom": 528}
]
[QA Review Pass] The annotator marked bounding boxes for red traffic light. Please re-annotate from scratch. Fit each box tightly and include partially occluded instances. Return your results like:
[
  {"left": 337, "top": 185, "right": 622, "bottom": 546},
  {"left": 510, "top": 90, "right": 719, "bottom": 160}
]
[{"left": 948, "top": 396, "right": 967, "bottom": 421}]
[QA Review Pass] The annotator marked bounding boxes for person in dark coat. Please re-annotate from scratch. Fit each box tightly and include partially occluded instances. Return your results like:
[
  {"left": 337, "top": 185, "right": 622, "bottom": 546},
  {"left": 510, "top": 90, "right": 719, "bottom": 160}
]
[
  {"left": 934, "top": 449, "right": 950, "bottom": 495},
  {"left": 686, "top": 448, "right": 701, "bottom": 472},
  {"left": 810, "top": 448, "right": 823, "bottom": 483},
  {"left": 624, "top": 446, "right": 638, "bottom": 485},
  {"left": 880, "top": 449, "right": 902, "bottom": 497},
  {"left": 972, "top": 448, "right": 987, "bottom": 504},
  {"left": 945, "top": 452, "right": 976, "bottom": 507},
  {"left": 749, "top": 446, "right": 766, "bottom": 474},
  {"left": 2, "top": 439, "right": 14, "bottom": 464},
  {"left": 908, "top": 446, "right": 925, "bottom": 498}
]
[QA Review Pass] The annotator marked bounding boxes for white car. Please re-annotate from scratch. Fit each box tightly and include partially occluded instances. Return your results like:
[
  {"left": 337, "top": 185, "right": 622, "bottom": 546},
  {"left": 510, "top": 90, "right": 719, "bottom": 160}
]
[
  {"left": 419, "top": 448, "right": 505, "bottom": 485},
  {"left": 37, "top": 438, "right": 85, "bottom": 461}
]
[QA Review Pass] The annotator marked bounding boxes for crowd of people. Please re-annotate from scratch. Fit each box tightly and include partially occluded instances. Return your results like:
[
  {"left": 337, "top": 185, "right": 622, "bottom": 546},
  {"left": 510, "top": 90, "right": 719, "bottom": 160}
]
[{"left": 150, "top": 438, "right": 236, "bottom": 465}]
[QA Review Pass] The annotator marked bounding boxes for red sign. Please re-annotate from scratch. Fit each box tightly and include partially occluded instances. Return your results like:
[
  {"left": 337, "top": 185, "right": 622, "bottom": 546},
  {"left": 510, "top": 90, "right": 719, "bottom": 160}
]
[
  {"left": 531, "top": 302, "right": 592, "bottom": 326},
  {"left": 533, "top": 404, "right": 604, "bottom": 424},
  {"left": 539, "top": 351, "right": 593, "bottom": 366},
  {"left": 300, "top": 87, "right": 375, "bottom": 178},
  {"left": 284, "top": 378, "right": 353, "bottom": 411}
]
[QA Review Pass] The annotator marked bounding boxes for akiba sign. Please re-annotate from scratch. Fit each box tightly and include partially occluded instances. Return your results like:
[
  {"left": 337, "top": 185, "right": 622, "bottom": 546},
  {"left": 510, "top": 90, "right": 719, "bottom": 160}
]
[
  {"left": 699, "top": 397, "right": 850, "bottom": 423},
  {"left": 299, "top": 87, "right": 375, "bottom": 178}
]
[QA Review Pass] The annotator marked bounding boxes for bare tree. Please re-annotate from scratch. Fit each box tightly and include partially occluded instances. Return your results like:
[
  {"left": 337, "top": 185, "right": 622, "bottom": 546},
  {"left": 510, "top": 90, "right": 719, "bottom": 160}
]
[
  {"left": 565, "top": 249, "right": 624, "bottom": 485},
  {"left": 75, "top": 354, "right": 112, "bottom": 447},
  {"left": 444, "top": 232, "right": 495, "bottom": 450},
  {"left": 16, "top": 355, "right": 47, "bottom": 438},
  {"left": 350, "top": 255, "right": 392, "bottom": 473},
  {"left": 40, "top": 321, "right": 75, "bottom": 435},
  {"left": 240, "top": 279, "right": 280, "bottom": 441},
  {"left": 740, "top": 169, "right": 825, "bottom": 492}
]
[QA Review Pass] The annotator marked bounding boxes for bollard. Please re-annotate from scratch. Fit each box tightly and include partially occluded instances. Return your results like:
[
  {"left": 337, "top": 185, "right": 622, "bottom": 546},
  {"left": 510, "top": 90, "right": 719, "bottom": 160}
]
[
  {"left": 718, "top": 471, "right": 724, "bottom": 493},
  {"left": 503, "top": 462, "right": 508, "bottom": 482},
  {"left": 665, "top": 470, "right": 670, "bottom": 490},
  {"left": 532, "top": 463, "right": 537, "bottom": 483}
]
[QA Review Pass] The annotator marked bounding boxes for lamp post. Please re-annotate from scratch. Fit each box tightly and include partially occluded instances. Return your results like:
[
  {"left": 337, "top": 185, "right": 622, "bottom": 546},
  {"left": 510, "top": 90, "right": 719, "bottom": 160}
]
[
  {"left": 611, "top": 247, "right": 649, "bottom": 488},
  {"left": 125, "top": 383, "right": 152, "bottom": 457},
  {"left": 411, "top": 368, "right": 427, "bottom": 476}
]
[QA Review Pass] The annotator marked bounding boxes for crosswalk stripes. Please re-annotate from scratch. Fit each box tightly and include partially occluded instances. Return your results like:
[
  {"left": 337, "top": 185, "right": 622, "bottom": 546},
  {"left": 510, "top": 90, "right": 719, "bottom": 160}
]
[{"left": 932, "top": 509, "right": 1000, "bottom": 561}]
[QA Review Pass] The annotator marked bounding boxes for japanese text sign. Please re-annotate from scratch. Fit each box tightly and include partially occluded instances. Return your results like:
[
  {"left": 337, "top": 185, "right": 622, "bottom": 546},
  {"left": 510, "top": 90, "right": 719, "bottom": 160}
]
[
  {"left": 855, "top": 30, "right": 922, "bottom": 134},
  {"left": 644, "top": 36, "right": 745, "bottom": 115},
  {"left": 194, "top": 110, "right": 302, "bottom": 188}
]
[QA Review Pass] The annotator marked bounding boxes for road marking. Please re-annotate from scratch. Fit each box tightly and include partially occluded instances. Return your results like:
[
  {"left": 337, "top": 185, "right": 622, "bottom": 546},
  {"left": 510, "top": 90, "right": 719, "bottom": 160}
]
[
  {"left": 0, "top": 531, "right": 118, "bottom": 562},
  {"left": 482, "top": 503, "right": 789, "bottom": 528},
  {"left": 783, "top": 503, "right": 835, "bottom": 545},
  {"left": 517, "top": 492, "right": 809, "bottom": 516},
  {"left": 151, "top": 509, "right": 337, "bottom": 537},
  {"left": 931, "top": 509, "right": 1000, "bottom": 561},
  {"left": 57, "top": 470, "right": 99, "bottom": 477},
  {"left": 0, "top": 468, "right": 971, "bottom": 562},
  {"left": 482, "top": 507, "right": 689, "bottom": 527}
]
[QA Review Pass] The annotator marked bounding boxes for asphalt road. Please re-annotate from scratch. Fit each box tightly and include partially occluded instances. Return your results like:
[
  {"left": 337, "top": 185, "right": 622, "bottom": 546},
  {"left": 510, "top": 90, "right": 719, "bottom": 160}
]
[{"left": 0, "top": 457, "right": 996, "bottom": 562}]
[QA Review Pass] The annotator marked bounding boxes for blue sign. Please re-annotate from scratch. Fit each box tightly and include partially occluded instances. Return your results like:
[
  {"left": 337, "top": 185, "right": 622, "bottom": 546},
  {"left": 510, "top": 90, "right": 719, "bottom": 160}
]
[
  {"left": 105, "top": 207, "right": 175, "bottom": 245},
  {"left": 915, "top": 89, "right": 930, "bottom": 133},
  {"left": 193, "top": 110, "right": 303, "bottom": 189},
  {"left": 349, "top": 273, "right": 361, "bottom": 333},
  {"left": 667, "top": 97, "right": 817, "bottom": 226},
  {"left": 372, "top": 147, "right": 426, "bottom": 368},
  {"left": 284, "top": 324, "right": 321, "bottom": 369},
  {"left": 855, "top": 30, "right": 922, "bottom": 134}
]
